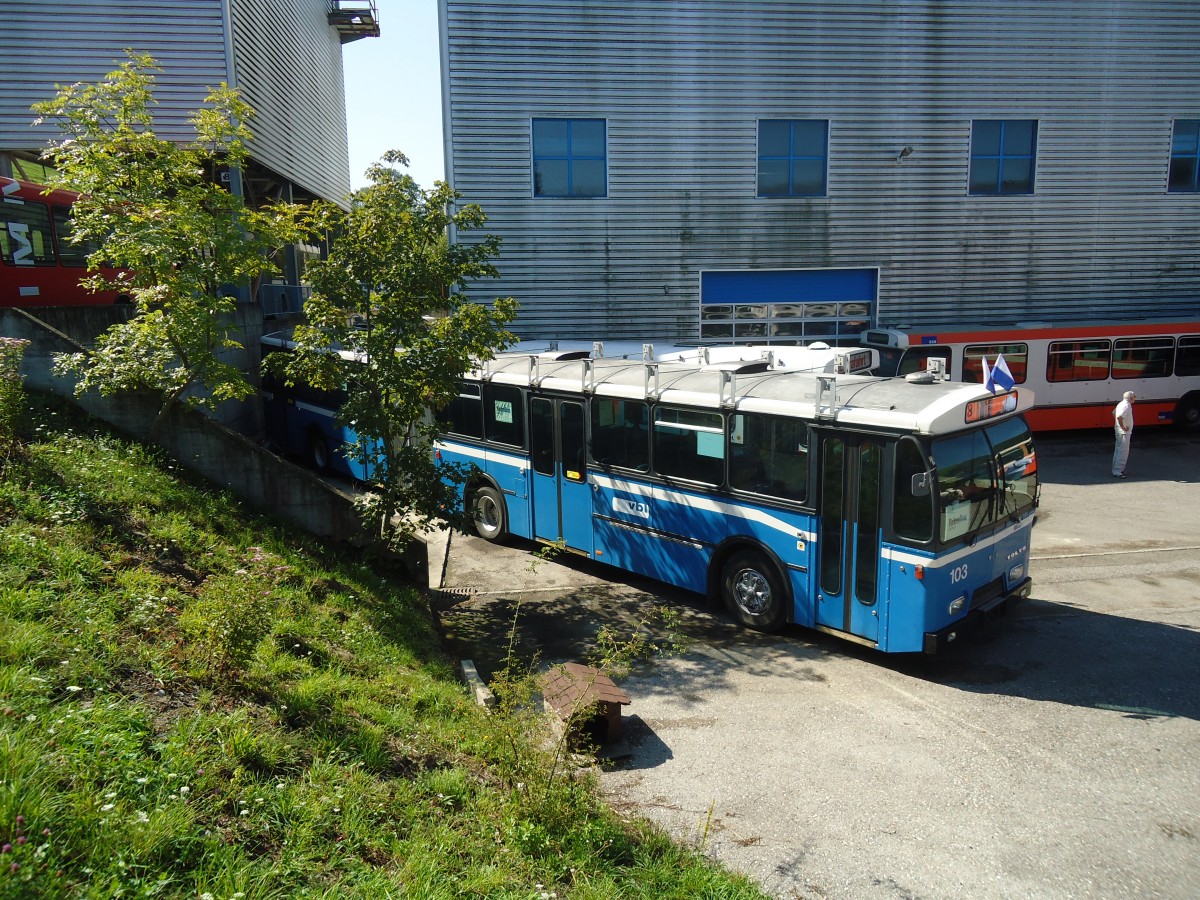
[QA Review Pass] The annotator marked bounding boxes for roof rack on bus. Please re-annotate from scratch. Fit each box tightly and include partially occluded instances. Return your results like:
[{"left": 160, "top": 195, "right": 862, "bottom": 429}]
[
  {"left": 715, "top": 362, "right": 777, "bottom": 407},
  {"left": 644, "top": 362, "right": 660, "bottom": 399},
  {"left": 815, "top": 375, "right": 839, "bottom": 418}
]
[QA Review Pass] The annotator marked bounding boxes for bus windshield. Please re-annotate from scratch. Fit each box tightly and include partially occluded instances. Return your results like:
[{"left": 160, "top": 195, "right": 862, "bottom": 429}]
[
  {"left": 874, "top": 345, "right": 905, "bottom": 376},
  {"left": 930, "top": 419, "right": 1038, "bottom": 545}
]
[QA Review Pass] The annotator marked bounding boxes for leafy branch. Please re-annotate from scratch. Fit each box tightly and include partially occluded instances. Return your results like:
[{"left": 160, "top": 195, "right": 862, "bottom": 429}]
[
  {"left": 273, "top": 150, "right": 517, "bottom": 547},
  {"left": 33, "top": 52, "right": 306, "bottom": 433}
]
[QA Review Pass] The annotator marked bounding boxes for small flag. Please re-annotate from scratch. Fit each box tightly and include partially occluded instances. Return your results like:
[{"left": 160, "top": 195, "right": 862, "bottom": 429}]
[{"left": 986, "top": 354, "right": 1016, "bottom": 393}]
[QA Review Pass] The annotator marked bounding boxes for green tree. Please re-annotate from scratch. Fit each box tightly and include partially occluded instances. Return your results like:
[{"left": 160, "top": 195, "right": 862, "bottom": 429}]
[
  {"left": 278, "top": 151, "right": 516, "bottom": 545},
  {"left": 33, "top": 52, "right": 305, "bottom": 432}
]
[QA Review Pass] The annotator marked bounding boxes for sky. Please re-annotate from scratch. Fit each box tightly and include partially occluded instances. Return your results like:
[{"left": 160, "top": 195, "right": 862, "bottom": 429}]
[{"left": 341, "top": 0, "right": 445, "bottom": 191}]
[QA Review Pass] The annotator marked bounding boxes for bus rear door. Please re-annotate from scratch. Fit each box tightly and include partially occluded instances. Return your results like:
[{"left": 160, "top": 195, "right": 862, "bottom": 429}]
[
  {"left": 529, "top": 397, "right": 593, "bottom": 554},
  {"left": 815, "top": 434, "right": 883, "bottom": 644}
]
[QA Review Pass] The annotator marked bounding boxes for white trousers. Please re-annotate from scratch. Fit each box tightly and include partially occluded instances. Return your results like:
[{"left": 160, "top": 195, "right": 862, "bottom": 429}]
[{"left": 1112, "top": 430, "right": 1131, "bottom": 475}]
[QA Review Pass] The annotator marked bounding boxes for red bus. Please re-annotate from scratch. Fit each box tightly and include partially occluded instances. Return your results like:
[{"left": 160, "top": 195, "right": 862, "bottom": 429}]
[
  {"left": 1, "top": 175, "right": 129, "bottom": 307},
  {"left": 861, "top": 320, "right": 1200, "bottom": 432}
]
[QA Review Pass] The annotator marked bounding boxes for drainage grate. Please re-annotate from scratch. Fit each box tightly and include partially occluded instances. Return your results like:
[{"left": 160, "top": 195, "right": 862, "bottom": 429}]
[{"left": 428, "top": 587, "right": 478, "bottom": 609}]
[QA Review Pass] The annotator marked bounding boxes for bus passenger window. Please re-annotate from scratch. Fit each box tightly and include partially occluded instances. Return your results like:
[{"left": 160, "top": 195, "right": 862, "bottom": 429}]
[
  {"left": 729, "top": 412, "right": 808, "bottom": 502},
  {"left": 963, "top": 343, "right": 1028, "bottom": 384},
  {"left": 484, "top": 384, "right": 525, "bottom": 447},
  {"left": 1047, "top": 340, "right": 1110, "bottom": 382},
  {"left": 52, "top": 206, "right": 98, "bottom": 268},
  {"left": 1113, "top": 337, "right": 1174, "bottom": 379},
  {"left": 654, "top": 406, "right": 723, "bottom": 484},
  {"left": 1, "top": 200, "right": 56, "bottom": 266},
  {"left": 1177, "top": 336, "right": 1200, "bottom": 377},
  {"left": 437, "top": 382, "right": 483, "bottom": 439},
  {"left": 590, "top": 398, "right": 649, "bottom": 472},
  {"left": 892, "top": 440, "right": 932, "bottom": 542}
]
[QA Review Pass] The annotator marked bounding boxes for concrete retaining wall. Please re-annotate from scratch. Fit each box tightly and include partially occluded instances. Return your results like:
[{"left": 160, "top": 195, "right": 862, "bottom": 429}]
[{"left": 2, "top": 306, "right": 428, "bottom": 584}]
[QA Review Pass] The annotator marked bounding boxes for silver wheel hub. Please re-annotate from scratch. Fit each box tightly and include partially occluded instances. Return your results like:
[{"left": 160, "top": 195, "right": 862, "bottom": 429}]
[
  {"left": 732, "top": 568, "right": 771, "bottom": 616},
  {"left": 477, "top": 497, "right": 498, "bottom": 530}
]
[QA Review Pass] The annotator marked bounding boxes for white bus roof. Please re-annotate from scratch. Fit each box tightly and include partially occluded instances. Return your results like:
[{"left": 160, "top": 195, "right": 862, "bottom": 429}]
[
  {"left": 502, "top": 339, "right": 876, "bottom": 375},
  {"left": 264, "top": 331, "right": 875, "bottom": 375},
  {"left": 474, "top": 354, "right": 1033, "bottom": 436}
]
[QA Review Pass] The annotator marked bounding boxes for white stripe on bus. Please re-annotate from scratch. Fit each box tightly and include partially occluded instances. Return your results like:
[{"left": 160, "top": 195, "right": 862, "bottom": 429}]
[
  {"left": 436, "top": 441, "right": 817, "bottom": 542},
  {"left": 436, "top": 440, "right": 528, "bottom": 471},
  {"left": 591, "top": 473, "right": 817, "bottom": 542},
  {"left": 295, "top": 401, "right": 338, "bottom": 419},
  {"left": 883, "top": 519, "right": 1028, "bottom": 568}
]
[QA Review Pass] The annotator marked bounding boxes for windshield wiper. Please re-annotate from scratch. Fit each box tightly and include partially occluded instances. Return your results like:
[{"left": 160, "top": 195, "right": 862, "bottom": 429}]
[{"left": 966, "top": 484, "right": 997, "bottom": 545}]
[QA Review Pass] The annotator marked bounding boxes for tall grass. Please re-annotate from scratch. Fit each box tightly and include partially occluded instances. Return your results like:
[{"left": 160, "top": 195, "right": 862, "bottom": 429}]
[{"left": 0, "top": 395, "right": 767, "bottom": 899}]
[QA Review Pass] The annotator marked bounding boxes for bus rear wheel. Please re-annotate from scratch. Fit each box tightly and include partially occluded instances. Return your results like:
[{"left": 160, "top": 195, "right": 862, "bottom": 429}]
[
  {"left": 721, "top": 550, "right": 786, "bottom": 632},
  {"left": 471, "top": 485, "right": 507, "bottom": 542},
  {"left": 308, "top": 431, "right": 331, "bottom": 473},
  {"left": 1177, "top": 394, "right": 1200, "bottom": 433}
]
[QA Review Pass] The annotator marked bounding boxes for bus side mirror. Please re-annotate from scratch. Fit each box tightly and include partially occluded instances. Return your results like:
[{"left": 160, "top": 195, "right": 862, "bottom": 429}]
[{"left": 911, "top": 472, "right": 931, "bottom": 497}]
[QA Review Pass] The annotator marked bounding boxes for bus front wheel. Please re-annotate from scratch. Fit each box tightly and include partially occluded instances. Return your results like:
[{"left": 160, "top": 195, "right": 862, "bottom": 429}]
[
  {"left": 721, "top": 550, "right": 786, "bottom": 632},
  {"left": 471, "top": 486, "right": 507, "bottom": 543}
]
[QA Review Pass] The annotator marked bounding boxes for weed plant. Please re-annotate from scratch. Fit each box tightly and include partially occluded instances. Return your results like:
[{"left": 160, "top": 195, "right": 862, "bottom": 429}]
[
  {"left": 0, "top": 394, "right": 767, "bottom": 899},
  {"left": 0, "top": 340, "right": 29, "bottom": 466}
]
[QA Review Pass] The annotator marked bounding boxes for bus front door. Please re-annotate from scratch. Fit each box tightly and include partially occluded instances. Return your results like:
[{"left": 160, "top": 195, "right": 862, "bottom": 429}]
[
  {"left": 529, "top": 398, "right": 593, "bottom": 554},
  {"left": 815, "top": 434, "right": 882, "bottom": 643}
]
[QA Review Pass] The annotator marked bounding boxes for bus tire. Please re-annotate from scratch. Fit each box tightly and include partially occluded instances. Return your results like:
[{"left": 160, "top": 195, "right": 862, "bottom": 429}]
[
  {"left": 308, "top": 431, "right": 332, "bottom": 473},
  {"left": 720, "top": 550, "right": 786, "bottom": 632},
  {"left": 1176, "top": 394, "right": 1200, "bottom": 433},
  {"left": 471, "top": 485, "right": 507, "bottom": 543}
]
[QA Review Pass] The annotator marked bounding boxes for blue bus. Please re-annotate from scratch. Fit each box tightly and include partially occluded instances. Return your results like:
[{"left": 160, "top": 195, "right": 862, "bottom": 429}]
[
  {"left": 260, "top": 330, "right": 375, "bottom": 480},
  {"left": 434, "top": 349, "right": 1039, "bottom": 653},
  {"left": 259, "top": 332, "right": 876, "bottom": 481}
]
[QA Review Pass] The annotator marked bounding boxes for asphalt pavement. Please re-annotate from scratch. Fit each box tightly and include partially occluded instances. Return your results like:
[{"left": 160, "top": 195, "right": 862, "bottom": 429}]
[{"left": 432, "top": 427, "right": 1200, "bottom": 899}]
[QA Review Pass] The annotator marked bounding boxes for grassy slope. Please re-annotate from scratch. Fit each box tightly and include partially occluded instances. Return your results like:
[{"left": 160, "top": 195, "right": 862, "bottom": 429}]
[{"left": 0, "top": 398, "right": 767, "bottom": 899}]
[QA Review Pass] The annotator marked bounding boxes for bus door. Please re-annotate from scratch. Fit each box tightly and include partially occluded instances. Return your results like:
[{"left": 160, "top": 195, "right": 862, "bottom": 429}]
[
  {"left": 815, "top": 434, "right": 882, "bottom": 643},
  {"left": 529, "top": 397, "right": 593, "bottom": 554}
]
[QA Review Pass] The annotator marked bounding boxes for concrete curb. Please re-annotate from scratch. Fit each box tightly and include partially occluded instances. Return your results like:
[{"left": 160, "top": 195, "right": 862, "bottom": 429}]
[
  {"left": 459, "top": 659, "right": 496, "bottom": 708},
  {"left": 423, "top": 526, "right": 451, "bottom": 590}
]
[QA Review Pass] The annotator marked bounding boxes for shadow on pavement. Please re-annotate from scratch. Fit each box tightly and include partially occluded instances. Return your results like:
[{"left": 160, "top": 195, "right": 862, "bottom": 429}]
[
  {"left": 897, "top": 596, "right": 1200, "bottom": 721},
  {"left": 437, "top": 562, "right": 1200, "bottom": 725},
  {"left": 1033, "top": 429, "right": 1200, "bottom": 486}
]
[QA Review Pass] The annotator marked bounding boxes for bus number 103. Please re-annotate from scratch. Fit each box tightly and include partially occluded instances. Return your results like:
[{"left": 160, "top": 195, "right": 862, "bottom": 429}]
[{"left": 950, "top": 564, "right": 969, "bottom": 584}]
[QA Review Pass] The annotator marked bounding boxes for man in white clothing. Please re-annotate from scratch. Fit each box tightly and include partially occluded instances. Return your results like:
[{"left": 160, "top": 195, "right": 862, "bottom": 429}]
[{"left": 1112, "top": 391, "right": 1135, "bottom": 477}]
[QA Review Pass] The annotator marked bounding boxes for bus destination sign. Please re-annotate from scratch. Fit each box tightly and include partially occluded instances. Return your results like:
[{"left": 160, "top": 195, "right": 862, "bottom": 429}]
[{"left": 965, "top": 391, "right": 1018, "bottom": 424}]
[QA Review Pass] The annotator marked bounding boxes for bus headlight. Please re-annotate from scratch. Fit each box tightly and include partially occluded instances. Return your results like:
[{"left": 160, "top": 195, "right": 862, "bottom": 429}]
[
  {"left": 1009, "top": 563, "right": 1024, "bottom": 581},
  {"left": 948, "top": 595, "right": 966, "bottom": 615}
]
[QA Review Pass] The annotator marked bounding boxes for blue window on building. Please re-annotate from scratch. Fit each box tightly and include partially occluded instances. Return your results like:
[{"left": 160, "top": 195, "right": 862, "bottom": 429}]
[
  {"left": 532, "top": 118, "right": 606, "bottom": 197},
  {"left": 758, "top": 119, "right": 828, "bottom": 197},
  {"left": 1169, "top": 119, "right": 1200, "bottom": 193},
  {"left": 969, "top": 120, "right": 1037, "bottom": 195}
]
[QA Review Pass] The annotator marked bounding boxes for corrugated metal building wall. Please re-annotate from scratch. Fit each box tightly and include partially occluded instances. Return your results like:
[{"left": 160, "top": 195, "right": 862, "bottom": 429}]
[
  {"left": 0, "top": 0, "right": 351, "bottom": 204},
  {"left": 440, "top": 0, "right": 1200, "bottom": 340},
  {"left": 228, "top": 0, "right": 351, "bottom": 203}
]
